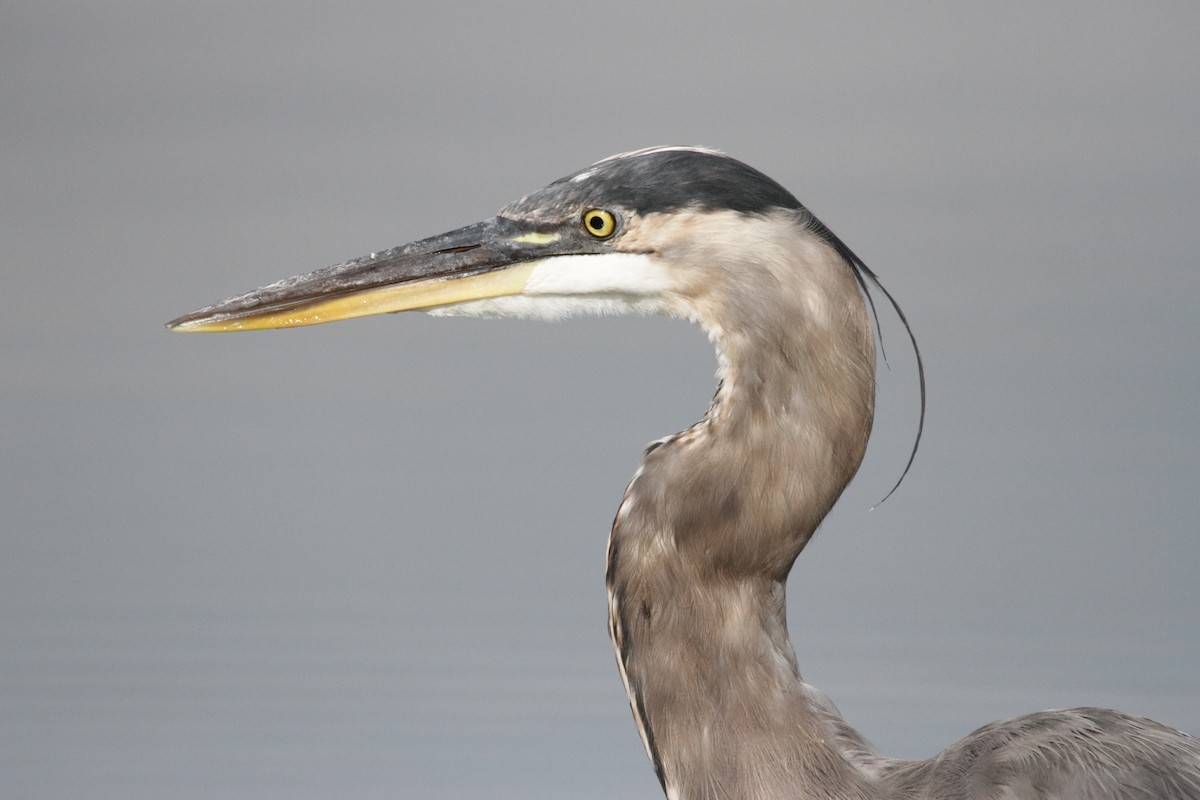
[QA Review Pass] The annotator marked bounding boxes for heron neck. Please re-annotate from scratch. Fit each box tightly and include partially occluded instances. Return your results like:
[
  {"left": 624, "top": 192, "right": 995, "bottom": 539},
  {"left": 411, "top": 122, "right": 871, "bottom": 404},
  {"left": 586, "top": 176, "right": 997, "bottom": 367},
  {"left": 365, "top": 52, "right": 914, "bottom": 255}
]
[{"left": 606, "top": 252, "right": 878, "bottom": 798}]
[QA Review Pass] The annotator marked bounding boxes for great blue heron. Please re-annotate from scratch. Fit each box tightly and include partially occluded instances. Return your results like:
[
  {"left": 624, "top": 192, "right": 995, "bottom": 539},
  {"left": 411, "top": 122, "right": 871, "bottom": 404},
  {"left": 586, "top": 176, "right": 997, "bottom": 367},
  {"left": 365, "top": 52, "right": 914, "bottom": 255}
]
[{"left": 169, "top": 146, "right": 1200, "bottom": 799}]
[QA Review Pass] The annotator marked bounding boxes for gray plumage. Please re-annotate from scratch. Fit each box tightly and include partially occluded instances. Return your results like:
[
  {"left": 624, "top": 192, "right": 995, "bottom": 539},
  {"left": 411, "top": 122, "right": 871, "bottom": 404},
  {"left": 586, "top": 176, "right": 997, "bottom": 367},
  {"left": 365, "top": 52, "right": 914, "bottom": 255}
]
[{"left": 169, "top": 146, "right": 1200, "bottom": 799}]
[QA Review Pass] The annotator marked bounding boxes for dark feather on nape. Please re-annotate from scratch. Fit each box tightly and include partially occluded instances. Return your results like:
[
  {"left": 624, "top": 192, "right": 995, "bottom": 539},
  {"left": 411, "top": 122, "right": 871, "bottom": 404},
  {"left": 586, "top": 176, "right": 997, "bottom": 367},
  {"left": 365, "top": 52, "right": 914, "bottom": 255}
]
[{"left": 804, "top": 211, "right": 926, "bottom": 506}]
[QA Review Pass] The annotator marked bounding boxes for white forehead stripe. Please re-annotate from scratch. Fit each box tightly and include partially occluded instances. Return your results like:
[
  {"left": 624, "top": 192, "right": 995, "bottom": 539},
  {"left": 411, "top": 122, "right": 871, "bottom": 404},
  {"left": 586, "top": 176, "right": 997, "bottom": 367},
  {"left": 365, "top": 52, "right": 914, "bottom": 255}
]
[{"left": 593, "top": 145, "right": 724, "bottom": 166}]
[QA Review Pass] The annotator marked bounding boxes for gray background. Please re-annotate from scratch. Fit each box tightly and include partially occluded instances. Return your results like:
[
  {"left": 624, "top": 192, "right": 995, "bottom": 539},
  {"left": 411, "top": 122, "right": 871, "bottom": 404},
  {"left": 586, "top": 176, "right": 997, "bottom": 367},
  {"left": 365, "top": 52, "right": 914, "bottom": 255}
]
[{"left": 3, "top": 2, "right": 1197, "bottom": 798}]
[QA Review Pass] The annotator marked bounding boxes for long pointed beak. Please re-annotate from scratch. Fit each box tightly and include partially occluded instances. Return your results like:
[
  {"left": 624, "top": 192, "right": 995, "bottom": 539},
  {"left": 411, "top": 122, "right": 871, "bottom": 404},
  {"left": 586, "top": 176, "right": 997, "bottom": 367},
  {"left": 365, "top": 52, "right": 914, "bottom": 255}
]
[{"left": 166, "top": 217, "right": 566, "bottom": 332}]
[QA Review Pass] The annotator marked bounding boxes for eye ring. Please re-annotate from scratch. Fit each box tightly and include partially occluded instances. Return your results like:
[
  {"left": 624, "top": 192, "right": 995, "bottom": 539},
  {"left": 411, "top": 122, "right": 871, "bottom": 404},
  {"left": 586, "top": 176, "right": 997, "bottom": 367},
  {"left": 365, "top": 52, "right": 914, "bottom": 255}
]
[{"left": 582, "top": 208, "right": 617, "bottom": 239}]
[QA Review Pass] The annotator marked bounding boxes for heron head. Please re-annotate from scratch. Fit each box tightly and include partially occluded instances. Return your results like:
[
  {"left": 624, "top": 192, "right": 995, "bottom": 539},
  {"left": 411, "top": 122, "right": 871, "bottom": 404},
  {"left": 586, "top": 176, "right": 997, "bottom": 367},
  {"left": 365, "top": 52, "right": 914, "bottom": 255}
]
[{"left": 166, "top": 147, "right": 819, "bottom": 333}]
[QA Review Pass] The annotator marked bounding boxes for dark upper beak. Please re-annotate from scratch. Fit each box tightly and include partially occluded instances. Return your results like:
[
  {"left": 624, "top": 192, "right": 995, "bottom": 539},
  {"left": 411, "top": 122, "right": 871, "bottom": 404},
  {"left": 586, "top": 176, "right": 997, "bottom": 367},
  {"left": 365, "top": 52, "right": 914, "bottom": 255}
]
[{"left": 166, "top": 216, "right": 575, "bottom": 332}]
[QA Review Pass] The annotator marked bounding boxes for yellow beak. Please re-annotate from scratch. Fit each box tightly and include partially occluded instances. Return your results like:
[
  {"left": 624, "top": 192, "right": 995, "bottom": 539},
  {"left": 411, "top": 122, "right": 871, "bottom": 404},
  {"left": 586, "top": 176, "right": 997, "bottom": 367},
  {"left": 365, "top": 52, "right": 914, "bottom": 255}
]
[{"left": 166, "top": 217, "right": 571, "bottom": 332}]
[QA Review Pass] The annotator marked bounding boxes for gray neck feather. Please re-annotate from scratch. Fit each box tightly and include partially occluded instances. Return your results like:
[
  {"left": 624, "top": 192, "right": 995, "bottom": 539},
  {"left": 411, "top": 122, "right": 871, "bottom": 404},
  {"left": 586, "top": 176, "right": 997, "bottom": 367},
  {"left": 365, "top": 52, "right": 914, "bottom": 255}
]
[{"left": 607, "top": 212, "right": 880, "bottom": 799}]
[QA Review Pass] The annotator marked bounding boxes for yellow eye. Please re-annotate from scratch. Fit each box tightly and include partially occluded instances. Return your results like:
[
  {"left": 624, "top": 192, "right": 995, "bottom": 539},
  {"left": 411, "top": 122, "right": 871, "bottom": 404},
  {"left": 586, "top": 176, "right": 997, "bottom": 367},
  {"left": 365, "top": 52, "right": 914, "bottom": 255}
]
[{"left": 582, "top": 208, "right": 617, "bottom": 239}]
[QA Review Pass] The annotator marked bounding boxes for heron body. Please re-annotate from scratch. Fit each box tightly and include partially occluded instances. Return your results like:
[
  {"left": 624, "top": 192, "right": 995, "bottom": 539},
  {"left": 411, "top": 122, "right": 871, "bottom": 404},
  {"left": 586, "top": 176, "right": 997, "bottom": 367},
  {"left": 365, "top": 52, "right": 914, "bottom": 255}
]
[{"left": 170, "top": 147, "right": 1200, "bottom": 799}]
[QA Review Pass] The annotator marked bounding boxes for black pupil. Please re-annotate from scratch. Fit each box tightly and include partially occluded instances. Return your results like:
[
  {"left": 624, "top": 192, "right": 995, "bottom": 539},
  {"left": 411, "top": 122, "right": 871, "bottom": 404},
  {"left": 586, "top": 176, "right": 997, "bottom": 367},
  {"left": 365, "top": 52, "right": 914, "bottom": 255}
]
[{"left": 589, "top": 214, "right": 604, "bottom": 230}]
